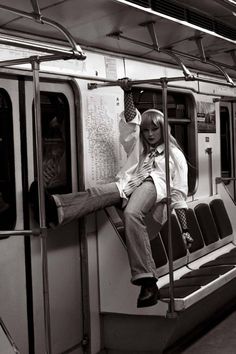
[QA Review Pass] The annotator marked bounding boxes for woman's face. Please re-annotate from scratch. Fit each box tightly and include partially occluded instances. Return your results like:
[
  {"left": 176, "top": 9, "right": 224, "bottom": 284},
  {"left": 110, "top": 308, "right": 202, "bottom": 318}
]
[{"left": 141, "top": 121, "right": 162, "bottom": 147}]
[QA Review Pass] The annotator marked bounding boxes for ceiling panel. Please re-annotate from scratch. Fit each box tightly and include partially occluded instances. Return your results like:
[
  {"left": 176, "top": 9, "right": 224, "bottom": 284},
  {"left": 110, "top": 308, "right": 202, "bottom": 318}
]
[{"left": 0, "top": 0, "right": 234, "bottom": 79}]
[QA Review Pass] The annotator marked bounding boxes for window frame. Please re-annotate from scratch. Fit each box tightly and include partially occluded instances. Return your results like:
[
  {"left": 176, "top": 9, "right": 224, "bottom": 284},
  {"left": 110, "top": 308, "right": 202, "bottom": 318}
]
[
  {"left": 32, "top": 91, "right": 72, "bottom": 194},
  {"left": 0, "top": 88, "right": 16, "bottom": 231},
  {"left": 132, "top": 87, "right": 197, "bottom": 196}
]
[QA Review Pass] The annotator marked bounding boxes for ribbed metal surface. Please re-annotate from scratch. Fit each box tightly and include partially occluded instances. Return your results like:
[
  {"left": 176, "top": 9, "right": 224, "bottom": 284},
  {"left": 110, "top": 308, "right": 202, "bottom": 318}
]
[
  {"left": 127, "top": 0, "right": 151, "bottom": 8},
  {"left": 152, "top": 0, "right": 186, "bottom": 21},
  {"left": 187, "top": 11, "right": 214, "bottom": 32},
  {"left": 125, "top": 0, "right": 236, "bottom": 40},
  {"left": 216, "top": 22, "right": 236, "bottom": 41}
]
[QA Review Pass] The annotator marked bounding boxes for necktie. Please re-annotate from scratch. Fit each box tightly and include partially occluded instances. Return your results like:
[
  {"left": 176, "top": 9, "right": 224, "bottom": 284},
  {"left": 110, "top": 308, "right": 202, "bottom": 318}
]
[{"left": 123, "top": 149, "right": 160, "bottom": 197}]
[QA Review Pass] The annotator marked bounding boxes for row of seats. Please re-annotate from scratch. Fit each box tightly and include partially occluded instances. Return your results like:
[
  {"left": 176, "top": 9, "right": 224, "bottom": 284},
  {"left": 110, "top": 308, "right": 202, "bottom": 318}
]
[
  {"left": 154, "top": 198, "right": 236, "bottom": 310},
  {"left": 105, "top": 197, "right": 236, "bottom": 311}
]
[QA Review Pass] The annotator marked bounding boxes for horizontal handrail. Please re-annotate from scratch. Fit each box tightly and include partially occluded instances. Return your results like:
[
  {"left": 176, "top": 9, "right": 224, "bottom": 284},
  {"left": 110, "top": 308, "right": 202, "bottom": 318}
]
[
  {"left": 0, "top": 229, "right": 41, "bottom": 237},
  {"left": 216, "top": 177, "right": 236, "bottom": 183},
  {"left": 0, "top": 4, "right": 86, "bottom": 60},
  {"left": 0, "top": 33, "right": 85, "bottom": 57},
  {"left": 88, "top": 73, "right": 235, "bottom": 90},
  {"left": 0, "top": 51, "right": 84, "bottom": 68},
  {"left": 107, "top": 31, "right": 235, "bottom": 87}
]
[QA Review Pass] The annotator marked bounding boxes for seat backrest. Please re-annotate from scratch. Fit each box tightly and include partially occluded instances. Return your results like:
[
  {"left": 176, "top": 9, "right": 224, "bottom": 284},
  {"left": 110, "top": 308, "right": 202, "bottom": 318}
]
[
  {"left": 185, "top": 208, "right": 205, "bottom": 253},
  {"left": 160, "top": 214, "right": 187, "bottom": 261},
  {"left": 194, "top": 203, "right": 219, "bottom": 245},
  {"left": 105, "top": 206, "right": 168, "bottom": 270},
  {"left": 105, "top": 206, "right": 126, "bottom": 245},
  {"left": 150, "top": 235, "right": 168, "bottom": 269},
  {"left": 144, "top": 212, "right": 168, "bottom": 269},
  {"left": 209, "top": 199, "right": 233, "bottom": 239}
]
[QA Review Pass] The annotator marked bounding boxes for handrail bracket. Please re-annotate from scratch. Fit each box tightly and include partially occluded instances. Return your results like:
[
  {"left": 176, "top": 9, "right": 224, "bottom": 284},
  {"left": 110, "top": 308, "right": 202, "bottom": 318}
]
[{"left": 193, "top": 36, "right": 235, "bottom": 86}]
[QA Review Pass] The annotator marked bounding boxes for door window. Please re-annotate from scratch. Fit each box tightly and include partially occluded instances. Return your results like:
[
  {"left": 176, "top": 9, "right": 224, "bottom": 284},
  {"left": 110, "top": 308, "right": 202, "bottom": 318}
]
[
  {"left": 33, "top": 92, "right": 72, "bottom": 194},
  {"left": 0, "top": 89, "right": 16, "bottom": 230},
  {"left": 133, "top": 88, "right": 197, "bottom": 195}
]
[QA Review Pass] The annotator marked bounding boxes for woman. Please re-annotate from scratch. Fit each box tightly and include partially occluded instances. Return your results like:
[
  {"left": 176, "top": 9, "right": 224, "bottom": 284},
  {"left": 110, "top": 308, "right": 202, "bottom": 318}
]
[{"left": 30, "top": 80, "right": 193, "bottom": 308}]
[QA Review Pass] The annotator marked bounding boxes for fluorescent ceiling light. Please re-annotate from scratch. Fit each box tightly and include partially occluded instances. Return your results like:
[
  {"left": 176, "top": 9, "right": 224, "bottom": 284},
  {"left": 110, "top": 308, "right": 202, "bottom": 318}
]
[{"left": 215, "top": 0, "right": 236, "bottom": 14}]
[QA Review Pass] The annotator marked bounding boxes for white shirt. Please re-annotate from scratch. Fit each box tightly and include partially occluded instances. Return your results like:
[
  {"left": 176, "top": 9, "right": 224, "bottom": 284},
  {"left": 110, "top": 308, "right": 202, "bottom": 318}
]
[{"left": 115, "top": 110, "right": 188, "bottom": 221}]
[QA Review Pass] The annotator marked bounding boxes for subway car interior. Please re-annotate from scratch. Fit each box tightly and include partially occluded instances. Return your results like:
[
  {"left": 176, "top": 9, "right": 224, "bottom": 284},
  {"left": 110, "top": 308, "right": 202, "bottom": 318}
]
[{"left": 0, "top": 0, "right": 236, "bottom": 353}]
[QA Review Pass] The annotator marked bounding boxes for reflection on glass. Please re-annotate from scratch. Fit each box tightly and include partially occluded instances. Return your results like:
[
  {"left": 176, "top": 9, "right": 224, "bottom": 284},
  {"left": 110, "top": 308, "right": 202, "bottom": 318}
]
[
  {"left": 43, "top": 116, "right": 66, "bottom": 189},
  {"left": 39, "top": 92, "right": 71, "bottom": 194}
]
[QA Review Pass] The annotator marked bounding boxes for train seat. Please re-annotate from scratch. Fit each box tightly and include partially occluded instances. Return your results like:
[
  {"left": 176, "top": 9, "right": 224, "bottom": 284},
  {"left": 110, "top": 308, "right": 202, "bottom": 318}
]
[
  {"left": 159, "top": 198, "right": 236, "bottom": 310},
  {"left": 105, "top": 206, "right": 170, "bottom": 273},
  {"left": 210, "top": 198, "right": 233, "bottom": 238},
  {"left": 195, "top": 200, "right": 236, "bottom": 267},
  {"left": 158, "top": 209, "right": 223, "bottom": 309},
  {"left": 104, "top": 196, "right": 236, "bottom": 312}
]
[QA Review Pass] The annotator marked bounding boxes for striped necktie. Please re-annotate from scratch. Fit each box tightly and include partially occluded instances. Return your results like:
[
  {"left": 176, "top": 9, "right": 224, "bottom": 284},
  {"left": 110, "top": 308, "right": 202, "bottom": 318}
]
[{"left": 123, "top": 149, "right": 160, "bottom": 197}]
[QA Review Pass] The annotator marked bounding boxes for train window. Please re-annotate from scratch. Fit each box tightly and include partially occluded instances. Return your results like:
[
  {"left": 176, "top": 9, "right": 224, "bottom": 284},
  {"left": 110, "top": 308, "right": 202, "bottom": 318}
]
[
  {"left": 0, "top": 89, "right": 16, "bottom": 231},
  {"left": 133, "top": 88, "right": 197, "bottom": 195},
  {"left": 220, "top": 107, "right": 231, "bottom": 179},
  {"left": 133, "top": 90, "right": 188, "bottom": 120},
  {"left": 33, "top": 92, "right": 72, "bottom": 194}
]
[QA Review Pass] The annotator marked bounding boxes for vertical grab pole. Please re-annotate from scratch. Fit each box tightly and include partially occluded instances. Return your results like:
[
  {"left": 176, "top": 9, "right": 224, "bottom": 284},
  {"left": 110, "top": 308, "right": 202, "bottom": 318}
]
[
  {"left": 206, "top": 147, "right": 213, "bottom": 196},
  {"left": 32, "top": 57, "right": 52, "bottom": 354},
  {"left": 161, "top": 78, "right": 177, "bottom": 318}
]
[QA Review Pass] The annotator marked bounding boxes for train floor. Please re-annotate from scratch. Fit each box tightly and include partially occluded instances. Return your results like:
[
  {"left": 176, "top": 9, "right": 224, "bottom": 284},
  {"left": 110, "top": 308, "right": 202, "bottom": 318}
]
[{"left": 165, "top": 302, "right": 236, "bottom": 353}]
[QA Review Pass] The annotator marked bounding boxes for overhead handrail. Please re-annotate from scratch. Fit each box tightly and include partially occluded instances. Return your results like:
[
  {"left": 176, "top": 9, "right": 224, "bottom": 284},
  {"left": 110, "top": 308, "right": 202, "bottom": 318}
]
[
  {"left": 146, "top": 22, "right": 234, "bottom": 86},
  {"left": 144, "top": 21, "right": 159, "bottom": 50},
  {"left": 108, "top": 30, "right": 193, "bottom": 80},
  {"left": 161, "top": 49, "right": 193, "bottom": 79},
  {"left": 107, "top": 25, "right": 235, "bottom": 86},
  {"left": 0, "top": 3, "right": 86, "bottom": 60},
  {"left": 194, "top": 37, "right": 235, "bottom": 86},
  {"left": 0, "top": 33, "right": 80, "bottom": 56},
  {"left": 163, "top": 46, "right": 236, "bottom": 76},
  {"left": 208, "top": 61, "right": 235, "bottom": 86},
  {"left": 31, "top": 0, "right": 41, "bottom": 16},
  {"left": 144, "top": 21, "right": 193, "bottom": 80},
  {"left": 39, "top": 17, "right": 82, "bottom": 55},
  {"left": 0, "top": 52, "right": 83, "bottom": 69}
]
